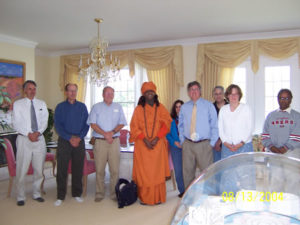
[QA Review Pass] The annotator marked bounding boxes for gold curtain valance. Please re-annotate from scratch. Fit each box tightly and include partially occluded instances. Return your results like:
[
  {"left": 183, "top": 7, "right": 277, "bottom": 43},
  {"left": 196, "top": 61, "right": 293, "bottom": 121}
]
[
  {"left": 197, "top": 36, "right": 300, "bottom": 100},
  {"left": 60, "top": 45, "right": 184, "bottom": 92}
]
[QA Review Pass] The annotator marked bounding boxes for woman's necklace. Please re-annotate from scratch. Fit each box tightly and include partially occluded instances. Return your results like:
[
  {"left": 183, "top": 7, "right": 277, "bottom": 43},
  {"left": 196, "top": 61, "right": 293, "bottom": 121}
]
[{"left": 144, "top": 105, "right": 157, "bottom": 139}]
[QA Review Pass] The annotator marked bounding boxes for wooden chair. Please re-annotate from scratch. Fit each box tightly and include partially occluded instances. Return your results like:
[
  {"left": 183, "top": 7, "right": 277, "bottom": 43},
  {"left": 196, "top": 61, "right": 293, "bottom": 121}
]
[{"left": 119, "top": 129, "right": 129, "bottom": 147}]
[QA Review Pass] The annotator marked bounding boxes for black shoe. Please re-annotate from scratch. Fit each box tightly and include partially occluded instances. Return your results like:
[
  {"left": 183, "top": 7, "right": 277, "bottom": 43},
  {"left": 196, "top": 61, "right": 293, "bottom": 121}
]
[
  {"left": 33, "top": 197, "right": 45, "bottom": 202},
  {"left": 178, "top": 193, "right": 184, "bottom": 198},
  {"left": 17, "top": 200, "right": 25, "bottom": 206}
]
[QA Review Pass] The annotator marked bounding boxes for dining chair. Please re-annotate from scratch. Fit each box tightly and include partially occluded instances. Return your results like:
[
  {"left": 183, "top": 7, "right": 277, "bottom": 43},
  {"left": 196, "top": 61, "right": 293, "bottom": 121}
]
[
  {"left": 3, "top": 138, "right": 55, "bottom": 197},
  {"left": 67, "top": 151, "right": 96, "bottom": 196}
]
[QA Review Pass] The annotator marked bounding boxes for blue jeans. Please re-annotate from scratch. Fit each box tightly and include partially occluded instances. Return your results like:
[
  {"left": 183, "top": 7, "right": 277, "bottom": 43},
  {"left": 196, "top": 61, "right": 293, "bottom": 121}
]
[
  {"left": 170, "top": 145, "right": 185, "bottom": 194},
  {"left": 213, "top": 148, "right": 222, "bottom": 163}
]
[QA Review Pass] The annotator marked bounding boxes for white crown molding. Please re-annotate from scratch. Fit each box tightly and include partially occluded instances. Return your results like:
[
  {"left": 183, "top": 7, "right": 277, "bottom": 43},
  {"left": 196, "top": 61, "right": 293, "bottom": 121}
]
[
  {"left": 37, "top": 29, "right": 300, "bottom": 57},
  {"left": 0, "top": 34, "right": 38, "bottom": 48},
  {"left": 35, "top": 47, "right": 90, "bottom": 57}
]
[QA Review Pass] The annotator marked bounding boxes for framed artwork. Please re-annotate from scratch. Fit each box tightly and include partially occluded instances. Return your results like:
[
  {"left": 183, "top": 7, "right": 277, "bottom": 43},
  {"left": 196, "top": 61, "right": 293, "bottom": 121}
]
[
  {"left": 0, "top": 59, "right": 26, "bottom": 110},
  {"left": 0, "top": 59, "right": 25, "bottom": 135}
]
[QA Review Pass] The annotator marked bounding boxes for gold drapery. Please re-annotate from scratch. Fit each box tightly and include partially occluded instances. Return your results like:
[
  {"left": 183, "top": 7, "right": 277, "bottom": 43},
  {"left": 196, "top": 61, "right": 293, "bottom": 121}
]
[
  {"left": 197, "top": 37, "right": 300, "bottom": 100},
  {"left": 60, "top": 46, "right": 184, "bottom": 108},
  {"left": 147, "top": 64, "right": 179, "bottom": 111},
  {"left": 59, "top": 57, "right": 87, "bottom": 102}
]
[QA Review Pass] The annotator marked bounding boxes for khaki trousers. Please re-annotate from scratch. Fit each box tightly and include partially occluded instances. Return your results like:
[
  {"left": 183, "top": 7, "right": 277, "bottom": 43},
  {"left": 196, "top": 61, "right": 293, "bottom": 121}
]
[
  {"left": 93, "top": 138, "right": 120, "bottom": 199},
  {"left": 16, "top": 135, "right": 46, "bottom": 201},
  {"left": 182, "top": 139, "right": 213, "bottom": 189}
]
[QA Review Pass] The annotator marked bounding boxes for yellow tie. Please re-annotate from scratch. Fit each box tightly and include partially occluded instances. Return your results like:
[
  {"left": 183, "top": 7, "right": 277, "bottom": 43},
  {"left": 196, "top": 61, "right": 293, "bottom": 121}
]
[{"left": 190, "top": 103, "right": 197, "bottom": 139}]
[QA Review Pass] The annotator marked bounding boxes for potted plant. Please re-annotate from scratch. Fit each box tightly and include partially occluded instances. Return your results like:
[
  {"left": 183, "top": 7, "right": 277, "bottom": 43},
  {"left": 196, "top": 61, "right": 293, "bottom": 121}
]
[
  {"left": 43, "top": 108, "right": 54, "bottom": 144},
  {"left": 0, "top": 85, "right": 12, "bottom": 148}
]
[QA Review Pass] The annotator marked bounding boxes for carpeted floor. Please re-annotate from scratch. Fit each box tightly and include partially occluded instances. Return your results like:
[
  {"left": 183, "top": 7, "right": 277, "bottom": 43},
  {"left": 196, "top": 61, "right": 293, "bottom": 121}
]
[{"left": 0, "top": 164, "right": 181, "bottom": 225}]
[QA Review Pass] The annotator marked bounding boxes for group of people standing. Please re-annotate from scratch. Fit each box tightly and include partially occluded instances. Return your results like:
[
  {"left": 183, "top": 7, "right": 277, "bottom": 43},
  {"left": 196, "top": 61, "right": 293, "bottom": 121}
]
[
  {"left": 165, "top": 81, "right": 300, "bottom": 201},
  {"left": 12, "top": 79, "right": 300, "bottom": 207},
  {"left": 13, "top": 81, "right": 127, "bottom": 206}
]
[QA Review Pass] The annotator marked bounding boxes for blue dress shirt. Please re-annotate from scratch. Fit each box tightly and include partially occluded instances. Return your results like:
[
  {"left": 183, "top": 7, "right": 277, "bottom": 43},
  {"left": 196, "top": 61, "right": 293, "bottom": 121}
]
[
  {"left": 54, "top": 100, "right": 89, "bottom": 141},
  {"left": 178, "top": 98, "right": 218, "bottom": 146},
  {"left": 87, "top": 102, "right": 127, "bottom": 138}
]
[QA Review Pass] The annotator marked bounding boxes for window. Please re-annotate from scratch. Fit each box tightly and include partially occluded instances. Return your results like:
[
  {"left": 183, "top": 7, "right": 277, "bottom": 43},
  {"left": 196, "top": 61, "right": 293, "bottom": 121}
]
[
  {"left": 85, "top": 65, "right": 148, "bottom": 130},
  {"left": 231, "top": 54, "right": 299, "bottom": 134},
  {"left": 233, "top": 67, "right": 246, "bottom": 103},
  {"left": 264, "top": 66, "right": 290, "bottom": 117}
]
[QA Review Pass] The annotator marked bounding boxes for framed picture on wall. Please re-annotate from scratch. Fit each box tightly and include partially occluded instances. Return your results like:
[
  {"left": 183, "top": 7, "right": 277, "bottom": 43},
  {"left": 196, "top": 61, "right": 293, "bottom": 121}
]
[
  {"left": 0, "top": 59, "right": 25, "bottom": 134},
  {"left": 0, "top": 59, "right": 26, "bottom": 109}
]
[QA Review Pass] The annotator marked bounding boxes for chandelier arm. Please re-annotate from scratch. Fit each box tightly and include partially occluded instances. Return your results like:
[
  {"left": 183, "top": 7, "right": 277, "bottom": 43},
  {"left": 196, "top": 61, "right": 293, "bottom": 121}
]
[{"left": 78, "top": 18, "right": 120, "bottom": 87}]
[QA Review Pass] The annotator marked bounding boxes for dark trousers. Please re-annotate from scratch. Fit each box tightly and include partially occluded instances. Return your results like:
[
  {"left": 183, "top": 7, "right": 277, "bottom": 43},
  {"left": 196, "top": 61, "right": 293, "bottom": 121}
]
[{"left": 56, "top": 137, "right": 85, "bottom": 200}]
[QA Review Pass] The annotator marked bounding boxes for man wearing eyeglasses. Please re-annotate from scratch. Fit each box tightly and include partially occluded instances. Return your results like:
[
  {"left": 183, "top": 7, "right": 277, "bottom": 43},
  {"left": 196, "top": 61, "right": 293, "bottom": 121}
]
[
  {"left": 178, "top": 81, "right": 218, "bottom": 189},
  {"left": 262, "top": 89, "right": 300, "bottom": 158}
]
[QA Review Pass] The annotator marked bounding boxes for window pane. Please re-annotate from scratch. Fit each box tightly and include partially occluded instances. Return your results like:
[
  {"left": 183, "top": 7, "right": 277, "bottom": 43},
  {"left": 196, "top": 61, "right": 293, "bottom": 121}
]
[
  {"left": 233, "top": 67, "right": 246, "bottom": 103},
  {"left": 85, "top": 68, "right": 137, "bottom": 130},
  {"left": 264, "top": 66, "right": 290, "bottom": 117}
]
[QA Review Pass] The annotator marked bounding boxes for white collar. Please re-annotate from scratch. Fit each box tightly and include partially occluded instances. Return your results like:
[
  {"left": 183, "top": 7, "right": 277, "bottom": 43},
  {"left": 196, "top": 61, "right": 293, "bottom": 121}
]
[
  {"left": 277, "top": 107, "right": 291, "bottom": 114},
  {"left": 26, "top": 97, "right": 36, "bottom": 102}
]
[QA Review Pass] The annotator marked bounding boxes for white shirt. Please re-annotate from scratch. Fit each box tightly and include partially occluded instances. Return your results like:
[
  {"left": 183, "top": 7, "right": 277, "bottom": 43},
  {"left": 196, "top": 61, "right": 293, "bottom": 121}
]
[
  {"left": 218, "top": 103, "right": 253, "bottom": 145},
  {"left": 276, "top": 107, "right": 291, "bottom": 114},
  {"left": 13, "top": 97, "right": 48, "bottom": 136}
]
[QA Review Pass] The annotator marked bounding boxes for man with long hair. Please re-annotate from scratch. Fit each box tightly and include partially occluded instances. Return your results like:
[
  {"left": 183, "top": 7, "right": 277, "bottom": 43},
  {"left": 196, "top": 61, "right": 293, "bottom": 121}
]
[{"left": 130, "top": 81, "right": 172, "bottom": 205}]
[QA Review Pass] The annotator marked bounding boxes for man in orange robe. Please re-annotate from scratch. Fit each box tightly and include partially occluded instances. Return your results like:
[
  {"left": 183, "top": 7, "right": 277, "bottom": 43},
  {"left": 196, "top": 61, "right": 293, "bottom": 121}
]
[{"left": 130, "top": 82, "right": 172, "bottom": 205}]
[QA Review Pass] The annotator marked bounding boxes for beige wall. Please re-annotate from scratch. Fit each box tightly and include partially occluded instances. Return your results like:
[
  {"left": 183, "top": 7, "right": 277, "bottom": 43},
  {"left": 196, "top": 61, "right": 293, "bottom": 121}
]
[
  {"left": 0, "top": 42, "right": 35, "bottom": 80},
  {"left": 35, "top": 55, "right": 63, "bottom": 110}
]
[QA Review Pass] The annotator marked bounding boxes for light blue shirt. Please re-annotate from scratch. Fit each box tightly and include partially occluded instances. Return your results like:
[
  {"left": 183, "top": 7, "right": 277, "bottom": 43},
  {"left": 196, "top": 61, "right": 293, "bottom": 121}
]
[
  {"left": 178, "top": 98, "right": 218, "bottom": 146},
  {"left": 87, "top": 102, "right": 127, "bottom": 138}
]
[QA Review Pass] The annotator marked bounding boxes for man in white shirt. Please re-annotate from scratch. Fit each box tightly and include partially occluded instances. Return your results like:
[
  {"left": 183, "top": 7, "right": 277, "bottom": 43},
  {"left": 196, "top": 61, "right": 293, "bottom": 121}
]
[{"left": 12, "top": 80, "right": 48, "bottom": 206}]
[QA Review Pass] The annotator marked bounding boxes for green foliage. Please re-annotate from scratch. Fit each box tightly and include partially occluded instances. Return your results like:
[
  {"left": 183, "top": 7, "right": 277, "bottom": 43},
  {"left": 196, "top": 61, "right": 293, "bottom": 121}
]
[
  {"left": 0, "top": 85, "right": 12, "bottom": 150},
  {"left": 0, "top": 139, "right": 7, "bottom": 149},
  {"left": 0, "top": 86, "right": 11, "bottom": 113},
  {"left": 43, "top": 108, "right": 54, "bottom": 143}
]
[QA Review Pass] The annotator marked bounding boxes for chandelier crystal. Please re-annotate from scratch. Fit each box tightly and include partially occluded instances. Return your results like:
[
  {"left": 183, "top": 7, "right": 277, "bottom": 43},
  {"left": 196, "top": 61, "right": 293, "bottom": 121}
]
[{"left": 79, "top": 18, "right": 120, "bottom": 86}]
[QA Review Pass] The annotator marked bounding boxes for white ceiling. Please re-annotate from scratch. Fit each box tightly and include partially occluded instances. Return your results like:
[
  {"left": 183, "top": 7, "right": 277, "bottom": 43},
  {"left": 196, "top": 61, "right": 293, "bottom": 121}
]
[{"left": 1, "top": 0, "right": 300, "bottom": 54}]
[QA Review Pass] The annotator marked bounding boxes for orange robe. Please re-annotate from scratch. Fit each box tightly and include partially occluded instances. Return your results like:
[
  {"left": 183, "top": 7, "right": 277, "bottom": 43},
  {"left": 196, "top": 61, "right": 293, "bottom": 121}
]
[{"left": 130, "top": 103, "right": 172, "bottom": 205}]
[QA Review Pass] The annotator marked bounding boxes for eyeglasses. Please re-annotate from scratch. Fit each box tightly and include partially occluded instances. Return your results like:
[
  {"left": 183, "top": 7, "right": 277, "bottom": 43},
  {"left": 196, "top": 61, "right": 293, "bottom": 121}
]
[{"left": 279, "top": 97, "right": 290, "bottom": 101}]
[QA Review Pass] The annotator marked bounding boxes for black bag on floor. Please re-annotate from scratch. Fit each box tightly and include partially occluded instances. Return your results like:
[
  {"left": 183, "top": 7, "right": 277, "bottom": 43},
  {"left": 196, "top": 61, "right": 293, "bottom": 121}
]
[{"left": 115, "top": 178, "right": 137, "bottom": 208}]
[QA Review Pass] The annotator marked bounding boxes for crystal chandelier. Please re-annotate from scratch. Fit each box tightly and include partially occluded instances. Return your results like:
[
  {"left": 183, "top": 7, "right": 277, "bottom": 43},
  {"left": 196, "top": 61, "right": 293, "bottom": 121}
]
[{"left": 78, "top": 18, "right": 120, "bottom": 86}]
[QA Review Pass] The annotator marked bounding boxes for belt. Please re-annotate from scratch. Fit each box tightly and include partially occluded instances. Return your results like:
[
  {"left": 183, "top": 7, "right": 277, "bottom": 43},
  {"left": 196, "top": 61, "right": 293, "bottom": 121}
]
[
  {"left": 95, "top": 137, "right": 119, "bottom": 140},
  {"left": 185, "top": 138, "right": 208, "bottom": 143}
]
